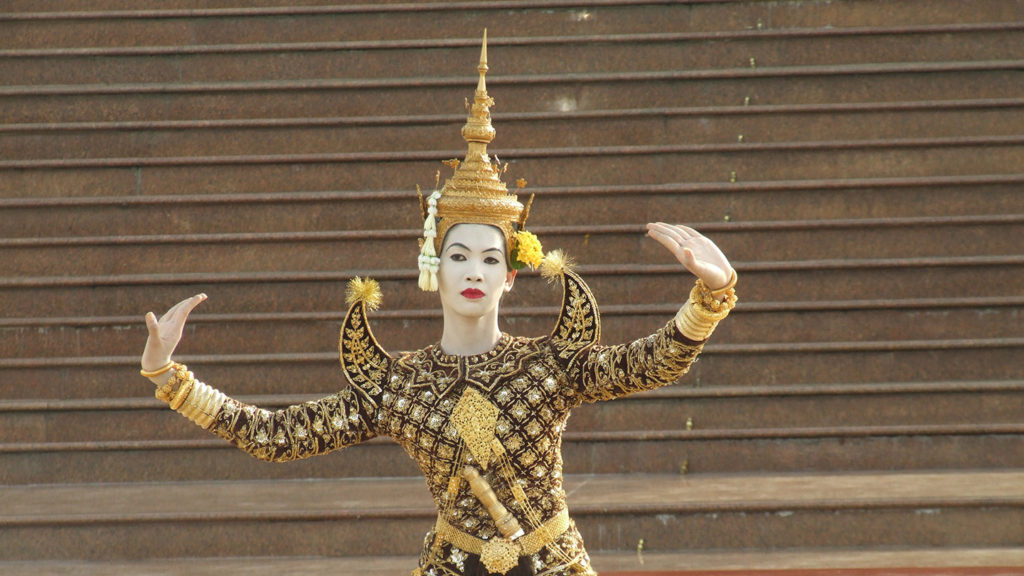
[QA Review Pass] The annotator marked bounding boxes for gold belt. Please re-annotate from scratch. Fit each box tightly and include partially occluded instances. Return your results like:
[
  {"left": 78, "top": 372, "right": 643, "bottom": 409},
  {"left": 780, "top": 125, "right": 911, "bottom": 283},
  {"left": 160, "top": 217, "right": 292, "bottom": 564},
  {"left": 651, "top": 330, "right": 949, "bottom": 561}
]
[{"left": 435, "top": 508, "right": 571, "bottom": 557}]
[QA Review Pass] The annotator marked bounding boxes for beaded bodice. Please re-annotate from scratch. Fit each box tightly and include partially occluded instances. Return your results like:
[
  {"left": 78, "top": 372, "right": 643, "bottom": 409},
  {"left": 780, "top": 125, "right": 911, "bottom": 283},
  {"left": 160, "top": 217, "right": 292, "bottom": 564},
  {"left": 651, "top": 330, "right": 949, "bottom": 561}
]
[{"left": 384, "top": 335, "right": 577, "bottom": 537}]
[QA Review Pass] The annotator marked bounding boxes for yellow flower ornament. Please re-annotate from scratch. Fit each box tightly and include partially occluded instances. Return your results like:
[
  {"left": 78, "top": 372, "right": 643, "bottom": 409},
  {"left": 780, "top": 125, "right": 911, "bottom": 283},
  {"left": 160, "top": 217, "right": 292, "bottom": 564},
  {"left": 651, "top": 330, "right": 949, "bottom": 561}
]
[{"left": 510, "top": 230, "right": 544, "bottom": 270}]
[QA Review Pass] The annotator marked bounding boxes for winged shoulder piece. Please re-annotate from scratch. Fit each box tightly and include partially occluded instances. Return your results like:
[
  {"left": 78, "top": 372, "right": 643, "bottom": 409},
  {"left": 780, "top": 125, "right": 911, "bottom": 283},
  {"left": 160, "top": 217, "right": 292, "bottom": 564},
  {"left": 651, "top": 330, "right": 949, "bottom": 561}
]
[
  {"left": 541, "top": 251, "right": 601, "bottom": 366},
  {"left": 339, "top": 277, "right": 391, "bottom": 404}
]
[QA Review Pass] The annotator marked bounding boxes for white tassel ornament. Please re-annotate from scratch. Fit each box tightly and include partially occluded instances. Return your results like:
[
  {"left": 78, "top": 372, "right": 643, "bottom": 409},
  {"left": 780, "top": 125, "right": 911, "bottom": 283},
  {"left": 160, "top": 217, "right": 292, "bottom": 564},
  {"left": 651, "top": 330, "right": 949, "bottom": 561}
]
[{"left": 418, "top": 191, "right": 442, "bottom": 291}]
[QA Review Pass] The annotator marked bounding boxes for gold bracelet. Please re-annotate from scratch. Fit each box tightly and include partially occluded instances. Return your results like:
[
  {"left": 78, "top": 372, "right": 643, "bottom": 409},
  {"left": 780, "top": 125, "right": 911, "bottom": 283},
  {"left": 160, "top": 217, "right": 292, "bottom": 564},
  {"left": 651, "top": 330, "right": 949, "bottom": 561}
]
[
  {"left": 140, "top": 361, "right": 174, "bottom": 378},
  {"left": 155, "top": 382, "right": 174, "bottom": 402},
  {"left": 676, "top": 279, "right": 738, "bottom": 341},
  {"left": 710, "top": 269, "right": 738, "bottom": 298},
  {"left": 690, "top": 282, "right": 736, "bottom": 320},
  {"left": 155, "top": 363, "right": 187, "bottom": 402}
]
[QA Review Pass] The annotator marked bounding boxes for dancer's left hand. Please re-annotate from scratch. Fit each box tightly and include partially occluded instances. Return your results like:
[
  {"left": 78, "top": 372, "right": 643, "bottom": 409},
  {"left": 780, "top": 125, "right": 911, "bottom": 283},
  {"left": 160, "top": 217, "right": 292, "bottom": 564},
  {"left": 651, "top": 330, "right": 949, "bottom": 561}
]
[{"left": 646, "top": 222, "right": 734, "bottom": 293}]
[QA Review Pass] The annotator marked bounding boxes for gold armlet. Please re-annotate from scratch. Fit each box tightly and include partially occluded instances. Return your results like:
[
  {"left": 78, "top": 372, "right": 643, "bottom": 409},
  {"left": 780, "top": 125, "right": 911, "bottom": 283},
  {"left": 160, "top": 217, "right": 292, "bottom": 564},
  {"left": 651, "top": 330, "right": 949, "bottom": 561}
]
[
  {"left": 178, "top": 380, "right": 228, "bottom": 429},
  {"left": 676, "top": 280, "right": 737, "bottom": 341},
  {"left": 156, "top": 363, "right": 226, "bottom": 429}
]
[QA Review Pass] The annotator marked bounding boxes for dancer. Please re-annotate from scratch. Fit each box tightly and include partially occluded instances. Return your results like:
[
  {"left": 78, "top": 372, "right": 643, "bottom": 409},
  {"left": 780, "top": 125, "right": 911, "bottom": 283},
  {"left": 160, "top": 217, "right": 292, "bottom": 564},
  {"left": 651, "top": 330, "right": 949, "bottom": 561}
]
[{"left": 140, "top": 34, "right": 737, "bottom": 576}]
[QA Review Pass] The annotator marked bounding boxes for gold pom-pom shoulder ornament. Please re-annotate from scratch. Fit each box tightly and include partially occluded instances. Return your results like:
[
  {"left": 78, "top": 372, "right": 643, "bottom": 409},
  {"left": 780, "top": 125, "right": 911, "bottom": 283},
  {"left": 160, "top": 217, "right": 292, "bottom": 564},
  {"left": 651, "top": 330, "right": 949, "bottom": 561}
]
[
  {"left": 345, "top": 277, "right": 382, "bottom": 312},
  {"left": 539, "top": 249, "right": 572, "bottom": 282},
  {"left": 417, "top": 30, "right": 542, "bottom": 291}
]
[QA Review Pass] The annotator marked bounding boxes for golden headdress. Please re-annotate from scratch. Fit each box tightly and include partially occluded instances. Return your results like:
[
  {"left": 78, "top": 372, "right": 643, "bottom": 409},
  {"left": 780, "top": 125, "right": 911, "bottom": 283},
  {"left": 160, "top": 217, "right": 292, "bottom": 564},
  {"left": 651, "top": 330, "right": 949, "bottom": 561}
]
[{"left": 417, "top": 30, "right": 542, "bottom": 291}]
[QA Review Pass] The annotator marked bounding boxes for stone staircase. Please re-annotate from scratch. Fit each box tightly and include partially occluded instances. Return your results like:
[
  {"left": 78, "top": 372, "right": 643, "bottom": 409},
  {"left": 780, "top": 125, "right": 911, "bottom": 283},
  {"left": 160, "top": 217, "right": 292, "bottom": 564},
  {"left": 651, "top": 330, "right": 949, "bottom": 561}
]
[{"left": 1, "top": 0, "right": 1022, "bottom": 572}]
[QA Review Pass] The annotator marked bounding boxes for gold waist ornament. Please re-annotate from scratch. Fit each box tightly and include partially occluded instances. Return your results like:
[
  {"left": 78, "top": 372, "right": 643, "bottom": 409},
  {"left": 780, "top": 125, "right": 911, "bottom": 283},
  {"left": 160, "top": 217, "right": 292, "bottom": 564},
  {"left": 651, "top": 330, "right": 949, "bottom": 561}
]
[{"left": 434, "top": 508, "right": 571, "bottom": 570}]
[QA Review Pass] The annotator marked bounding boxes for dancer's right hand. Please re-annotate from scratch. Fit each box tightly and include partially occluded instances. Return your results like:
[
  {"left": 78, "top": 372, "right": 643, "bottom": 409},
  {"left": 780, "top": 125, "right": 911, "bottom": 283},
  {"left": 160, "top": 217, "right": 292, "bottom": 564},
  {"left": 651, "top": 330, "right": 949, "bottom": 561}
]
[{"left": 141, "top": 294, "right": 207, "bottom": 384}]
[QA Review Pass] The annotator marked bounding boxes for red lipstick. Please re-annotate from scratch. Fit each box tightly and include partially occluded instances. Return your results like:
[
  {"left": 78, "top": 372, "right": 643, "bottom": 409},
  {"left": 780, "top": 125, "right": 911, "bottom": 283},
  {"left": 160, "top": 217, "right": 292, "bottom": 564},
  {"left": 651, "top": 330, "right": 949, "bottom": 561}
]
[{"left": 461, "top": 288, "right": 485, "bottom": 299}]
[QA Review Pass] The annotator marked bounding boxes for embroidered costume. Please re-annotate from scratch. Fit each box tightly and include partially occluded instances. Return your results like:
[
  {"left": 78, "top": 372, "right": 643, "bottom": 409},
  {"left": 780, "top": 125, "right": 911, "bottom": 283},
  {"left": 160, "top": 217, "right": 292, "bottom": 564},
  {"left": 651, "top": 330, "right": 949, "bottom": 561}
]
[{"left": 147, "top": 34, "right": 736, "bottom": 576}]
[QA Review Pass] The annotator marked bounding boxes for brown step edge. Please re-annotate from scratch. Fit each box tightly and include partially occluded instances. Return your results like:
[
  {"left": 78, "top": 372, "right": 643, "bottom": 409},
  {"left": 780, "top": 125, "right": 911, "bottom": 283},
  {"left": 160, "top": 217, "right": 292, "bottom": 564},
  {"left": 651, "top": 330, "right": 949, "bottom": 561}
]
[
  {"left": 2, "top": 215, "right": 1019, "bottom": 278},
  {"left": 4, "top": 0, "right": 1019, "bottom": 47},
  {"left": 3, "top": 215, "right": 1021, "bottom": 280},
  {"left": 6, "top": 297, "right": 1023, "bottom": 359},
  {"left": 2, "top": 21, "right": 1020, "bottom": 55},
  {"left": 3, "top": 296, "right": 1022, "bottom": 359},
  {"left": 3, "top": 173, "right": 1021, "bottom": 238},
  {"left": 0, "top": 471, "right": 1022, "bottom": 560},
  {"left": 593, "top": 548, "right": 1024, "bottom": 574},
  {"left": 5, "top": 100, "right": 1023, "bottom": 162},
  {"left": 4, "top": 60, "right": 1020, "bottom": 99},
  {"left": 3, "top": 423, "right": 1023, "bottom": 484},
  {"left": 1, "top": 549, "right": 1023, "bottom": 576},
  {"left": 4, "top": 335, "right": 1023, "bottom": 372},
  {"left": 1, "top": 289, "right": 1021, "bottom": 363},
  {"left": 4, "top": 98, "right": 1021, "bottom": 133},
  {"left": 3, "top": 344, "right": 1019, "bottom": 406},
  {"left": 1, "top": 0, "right": 1020, "bottom": 48},
  {"left": 3, "top": 380, "right": 1022, "bottom": 443},
  {"left": 3, "top": 332, "right": 1022, "bottom": 401},
  {"left": 4, "top": 25, "right": 1021, "bottom": 87},
  {"left": 4, "top": 134, "right": 1017, "bottom": 170},
  {"left": 1, "top": 136, "right": 1019, "bottom": 197},
  {"left": 3, "top": 64, "right": 1021, "bottom": 126},
  {"left": 1, "top": 254, "right": 1020, "bottom": 317}
]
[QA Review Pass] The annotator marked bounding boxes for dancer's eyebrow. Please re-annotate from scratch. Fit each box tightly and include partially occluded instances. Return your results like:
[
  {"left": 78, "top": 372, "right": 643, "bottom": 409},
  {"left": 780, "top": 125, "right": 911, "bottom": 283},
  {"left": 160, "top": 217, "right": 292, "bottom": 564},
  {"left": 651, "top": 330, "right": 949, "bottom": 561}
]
[{"left": 445, "top": 243, "right": 503, "bottom": 254}]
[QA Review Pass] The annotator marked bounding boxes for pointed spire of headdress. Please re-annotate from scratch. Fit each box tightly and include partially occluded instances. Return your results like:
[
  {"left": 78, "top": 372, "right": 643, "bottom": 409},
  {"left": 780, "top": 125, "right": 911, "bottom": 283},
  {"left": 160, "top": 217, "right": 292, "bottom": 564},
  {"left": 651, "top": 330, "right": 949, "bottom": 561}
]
[
  {"left": 477, "top": 29, "right": 488, "bottom": 93},
  {"left": 460, "top": 29, "right": 498, "bottom": 150},
  {"left": 438, "top": 29, "right": 516, "bottom": 224}
]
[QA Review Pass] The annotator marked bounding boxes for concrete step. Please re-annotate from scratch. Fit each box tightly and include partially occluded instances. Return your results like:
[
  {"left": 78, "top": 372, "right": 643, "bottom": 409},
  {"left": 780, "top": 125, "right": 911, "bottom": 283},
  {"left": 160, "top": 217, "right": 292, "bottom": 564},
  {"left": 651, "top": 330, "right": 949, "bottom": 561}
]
[
  {"left": 4, "top": 380, "right": 1021, "bottom": 444},
  {"left": 592, "top": 549, "right": 1024, "bottom": 575},
  {"left": 3, "top": 0, "right": 1018, "bottom": 49},
  {"left": 1, "top": 471, "right": 1021, "bottom": 558},
  {"left": 4, "top": 174, "right": 1021, "bottom": 238},
  {"left": 4, "top": 62, "right": 1021, "bottom": 126},
  {"left": 3, "top": 298, "right": 1020, "bottom": 359},
  {"left": 2, "top": 215, "right": 1019, "bottom": 277},
  {"left": 4, "top": 100, "right": 1022, "bottom": 161},
  {"left": 5, "top": 336, "right": 1024, "bottom": 406},
  {"left": 3, "top": 333, "right": 1022, "bottom": 404},
  {"left": 2, "top": 134, "right": 1021, "bottom": 198},
  {"left": 5, "top": 25, "right": 1021, "bottom": 86},
  {"left": 2, "top": 548, "right": 1023, "bottom": 576},
  {"left": 4, "top": 422, "right": 1023, "bottom": 484},
  {"left": 6, "top": 311, "right": 1024, "bottom": 390},
  {"left": 1, "top": 254, "right": 1019, "bottom": 320}
]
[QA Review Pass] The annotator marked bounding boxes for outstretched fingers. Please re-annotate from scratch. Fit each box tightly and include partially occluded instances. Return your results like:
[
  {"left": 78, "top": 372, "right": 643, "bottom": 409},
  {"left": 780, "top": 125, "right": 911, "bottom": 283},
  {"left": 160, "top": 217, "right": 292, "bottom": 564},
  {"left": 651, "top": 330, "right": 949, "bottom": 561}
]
[
  {"left": 145, "top": 294, "right": 206, "bottom": 370},
  {"left": 159, "top": 294, "right": 204, "bottom": 325},
  {"left": 646, "top": 222, "right": 703, "bottom": 258},
  {"left": 143, "top": 294, "right": 207, "bottom": 364},
  {"left": 178, "top": 293, "right": 207, "bottom": 321},
  {"left": 646, "top": 222, "right": 684, "bottom": 252},
  {"left": 645, "top": 222, "right": 733, "bottom": 288}
]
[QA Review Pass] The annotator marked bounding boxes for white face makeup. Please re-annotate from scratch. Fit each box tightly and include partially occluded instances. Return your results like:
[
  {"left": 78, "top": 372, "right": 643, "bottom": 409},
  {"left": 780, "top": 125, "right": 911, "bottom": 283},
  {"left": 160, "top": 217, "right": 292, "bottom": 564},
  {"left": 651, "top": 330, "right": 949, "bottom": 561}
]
[{"left": 437, "top": 224, "right": 516, "bottom": 322}]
